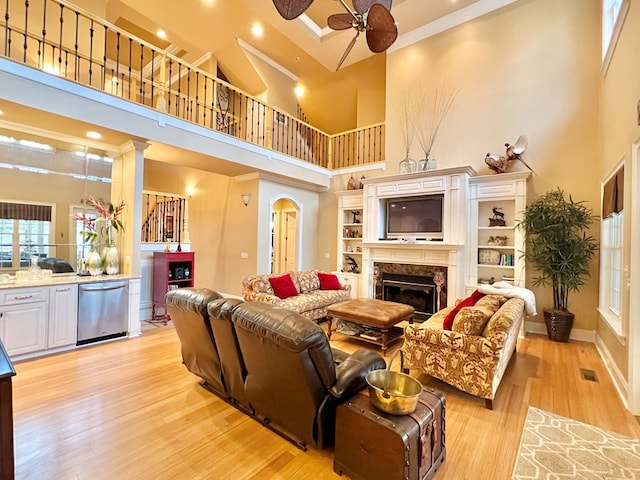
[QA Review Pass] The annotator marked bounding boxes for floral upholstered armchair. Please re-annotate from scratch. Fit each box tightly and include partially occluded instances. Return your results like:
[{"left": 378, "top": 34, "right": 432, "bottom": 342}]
[{"left": 402, "top": 294, "right": 526, "bottom": 409}]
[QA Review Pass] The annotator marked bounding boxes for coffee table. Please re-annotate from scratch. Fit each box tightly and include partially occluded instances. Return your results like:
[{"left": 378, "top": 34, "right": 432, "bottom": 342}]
[{"left": 326, "top": 298, "right": 415, "bottom": 356}]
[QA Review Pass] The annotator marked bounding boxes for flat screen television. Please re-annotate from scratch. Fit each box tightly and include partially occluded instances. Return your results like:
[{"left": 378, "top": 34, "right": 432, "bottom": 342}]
[{"left": 384, "top": 194, "right": 444, "bottom": 239}]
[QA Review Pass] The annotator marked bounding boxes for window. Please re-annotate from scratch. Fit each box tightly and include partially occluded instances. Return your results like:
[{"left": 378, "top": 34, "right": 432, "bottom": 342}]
[
  {"left": 602, "top": 0, "right": 629, "bottom": 74},
  {"left": 0, "top": 214, "right": 53, "bottom": 269},
  {"left": 599, "top": 165, "right": 624, "bottom": 335}
]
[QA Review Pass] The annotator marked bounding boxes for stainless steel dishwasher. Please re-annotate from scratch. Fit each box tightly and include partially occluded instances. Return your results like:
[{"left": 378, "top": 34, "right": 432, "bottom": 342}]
[{"left": 77, "top": 280, "right": 129, "bottom": 345}]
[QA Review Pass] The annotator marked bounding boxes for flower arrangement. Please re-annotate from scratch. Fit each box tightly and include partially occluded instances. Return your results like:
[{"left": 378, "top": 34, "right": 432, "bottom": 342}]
[{"left": 75, "top": 197, "right": 126, "bottom": 246}]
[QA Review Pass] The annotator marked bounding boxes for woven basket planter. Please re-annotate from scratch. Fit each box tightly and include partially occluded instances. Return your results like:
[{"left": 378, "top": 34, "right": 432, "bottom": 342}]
[{"left": 543, "top": 309, "right": 574, "bottom": 342}]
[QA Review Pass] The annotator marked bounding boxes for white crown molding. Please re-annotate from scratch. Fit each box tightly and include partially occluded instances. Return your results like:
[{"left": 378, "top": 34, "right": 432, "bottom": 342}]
[
  {"left": 297, "top": 13, "right": 324, "bottom": 38},
  {"left": 389, "top": 0, "right": 521, "bottom": 53},
  {"left": 237, "top": 38, "right": 299, "bottom": 82}
]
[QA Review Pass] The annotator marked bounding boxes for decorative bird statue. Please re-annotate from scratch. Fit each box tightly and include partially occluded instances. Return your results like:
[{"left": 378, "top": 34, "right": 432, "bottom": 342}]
[{"left": 485, "top": 135, "right": 534, "bottom": 174}]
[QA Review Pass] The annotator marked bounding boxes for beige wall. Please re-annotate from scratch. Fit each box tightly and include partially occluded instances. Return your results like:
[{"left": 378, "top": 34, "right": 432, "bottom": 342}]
[
  {"left": 381, "top": 0, "right": 602, "bottom": 331},
  {"left": 144, "top": 160, "right": 254, "bottom": 296},
  {"left": 598, "top": 0, "right": 640, "bottom": 380}
]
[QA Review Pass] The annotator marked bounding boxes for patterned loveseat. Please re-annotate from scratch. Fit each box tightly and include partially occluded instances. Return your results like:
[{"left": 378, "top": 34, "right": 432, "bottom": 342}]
[
  {"left": 402, "top": 294, "right": 525, "bottom": 409},
  {"left": 241, "top": 270, "right": 351, "bottom": 322}
]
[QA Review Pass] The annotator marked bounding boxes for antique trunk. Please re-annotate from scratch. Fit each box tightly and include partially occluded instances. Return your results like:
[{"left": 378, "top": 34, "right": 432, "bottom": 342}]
[{"left": 333, "top": 387, "right": 446, "bottom": 480}]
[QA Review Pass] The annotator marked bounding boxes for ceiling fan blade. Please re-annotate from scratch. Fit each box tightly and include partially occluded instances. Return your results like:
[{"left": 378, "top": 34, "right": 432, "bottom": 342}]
[
  {"left": 353, "top": 0, "right": 392, "bottom": 15},
  {"left": 272, "top": 0, "right": 314, "bottom": 20},
  {"left": 365, "top": 3, "right": 398, "bottom": 53},
  {"left": 336, "top": 31, "right": 360, "bottom": 71},
  {"left": 328, "top": 13, "right": 354, "bottom": 31}
]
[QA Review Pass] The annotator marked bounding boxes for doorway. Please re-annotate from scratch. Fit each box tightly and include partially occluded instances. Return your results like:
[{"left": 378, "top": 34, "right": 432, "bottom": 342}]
[{"left": 270, "top": 197, "right": 300, "bottom": 274}]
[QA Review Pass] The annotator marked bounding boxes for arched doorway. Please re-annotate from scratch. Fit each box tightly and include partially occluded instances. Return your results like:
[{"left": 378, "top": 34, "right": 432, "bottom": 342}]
[{"left": 270, "top": 197, "right": 301, "bottom": 274}]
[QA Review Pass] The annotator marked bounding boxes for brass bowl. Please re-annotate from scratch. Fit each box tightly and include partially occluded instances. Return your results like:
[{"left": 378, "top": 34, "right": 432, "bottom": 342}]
[{"left": 365, "top": 369, "right": 423, "bottom": 415}]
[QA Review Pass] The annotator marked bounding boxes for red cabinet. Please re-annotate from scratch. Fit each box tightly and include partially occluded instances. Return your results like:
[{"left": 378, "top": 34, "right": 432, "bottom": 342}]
[{"left": 152, "top": 251, "right": 195, "bottom": 323}]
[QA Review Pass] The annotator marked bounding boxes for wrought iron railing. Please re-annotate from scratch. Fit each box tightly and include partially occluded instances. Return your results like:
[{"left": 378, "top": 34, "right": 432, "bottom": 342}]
[
  {"left": 0, "top": 0, "right": 384, "bottom": 169},
  {"left": 141, "top": 193, "right": 187, "bottom": 246}
]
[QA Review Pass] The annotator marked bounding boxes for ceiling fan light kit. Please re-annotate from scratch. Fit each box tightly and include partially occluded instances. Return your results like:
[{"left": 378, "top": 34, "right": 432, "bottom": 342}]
[{"left": 272, "top": 0, "right": 398, "bottom": 70}]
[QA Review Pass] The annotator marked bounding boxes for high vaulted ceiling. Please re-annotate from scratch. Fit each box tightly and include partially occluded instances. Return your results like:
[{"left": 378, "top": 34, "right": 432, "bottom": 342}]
[{"left": 103, "top": 0, "right": 509, "bottom": 131}]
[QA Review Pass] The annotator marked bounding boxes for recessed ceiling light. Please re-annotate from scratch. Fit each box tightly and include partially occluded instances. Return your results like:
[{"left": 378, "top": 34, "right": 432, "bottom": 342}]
[
  {"left": 252, "top": 23, "right": 264, "bottom": 38},
  {"left": 86, "top": 131, "right": 102, "bottom": 140},
  {"left": 157, "top": 29, "right": 167, "bottom": 40}
]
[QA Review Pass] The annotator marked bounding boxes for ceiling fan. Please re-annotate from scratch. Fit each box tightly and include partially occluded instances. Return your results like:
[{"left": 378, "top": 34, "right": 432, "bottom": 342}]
[{"left": 272, "top": 0, "right": 398, "bottom": 71}]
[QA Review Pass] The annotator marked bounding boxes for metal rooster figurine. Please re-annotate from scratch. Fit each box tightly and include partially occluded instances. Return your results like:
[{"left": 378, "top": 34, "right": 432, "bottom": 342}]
[{"left": 485, "top": 135, "right": 534, "bottom": 174}]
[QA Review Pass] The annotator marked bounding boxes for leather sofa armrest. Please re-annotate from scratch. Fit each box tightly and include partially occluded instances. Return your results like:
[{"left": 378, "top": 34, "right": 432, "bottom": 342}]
[
  {"left": 331, "top": 348, "right": 350, "bottom": 365},
  {"left": 329, "top": 349, "right": 386, "bottom": 399}
]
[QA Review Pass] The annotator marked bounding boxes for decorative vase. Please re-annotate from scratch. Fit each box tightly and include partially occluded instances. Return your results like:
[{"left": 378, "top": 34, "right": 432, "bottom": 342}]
[
  {"left": 85, "top": 246, "right": 102, "bottom": 276},
  {"left": 426, "top": 154, "right": 437, "bottom": 171},
  {"left": 399, "top": 154, "right": 417, "bottom": 174},
  {"left": 419, "top": 153, "right": 437, "bottom": 171},
  {"left": 102, "top": 245, "right": 120, "bottom": 275},
  {"left": 101, "top": 221, "right": 120, "bottom": 275},
  {"left": 544, "top": 309, "right": 574, "bottom": 342}
]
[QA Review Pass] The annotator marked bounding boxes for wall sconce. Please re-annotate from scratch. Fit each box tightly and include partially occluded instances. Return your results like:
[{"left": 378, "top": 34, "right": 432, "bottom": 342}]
[
  {"left": 185, "top": 185, "right": 194, "bottom": 197},
  {"left": 241, "top": 193, "right": 251, "bottom": 207}
]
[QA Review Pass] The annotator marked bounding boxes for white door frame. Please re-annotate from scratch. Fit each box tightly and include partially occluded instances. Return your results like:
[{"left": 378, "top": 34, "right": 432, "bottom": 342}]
[
  {"left": 269, "top": 195, "right": 302, "bottom": 273},
  {"left": 628, "top": 136, "right": 640, "bottom": 414}
]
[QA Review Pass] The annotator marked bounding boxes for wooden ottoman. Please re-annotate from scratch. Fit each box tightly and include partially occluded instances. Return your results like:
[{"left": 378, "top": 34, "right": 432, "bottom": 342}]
[{"left": 326, "top": 299, "right": 414, "bottom": 355}]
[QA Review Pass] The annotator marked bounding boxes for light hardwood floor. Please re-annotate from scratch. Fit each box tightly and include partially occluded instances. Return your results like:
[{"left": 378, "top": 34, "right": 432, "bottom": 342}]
[{"left": 10, "top": 325, "right": 640, "bottom": 480}]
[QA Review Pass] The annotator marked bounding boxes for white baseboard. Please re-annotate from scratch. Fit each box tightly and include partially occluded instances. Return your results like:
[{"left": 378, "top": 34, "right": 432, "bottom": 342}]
[
  {"left": 595, "top": 334, "right": 631, "bottom": 412},
  {"left": 524, "top": 321, "right": 596, "bottom": 342}
]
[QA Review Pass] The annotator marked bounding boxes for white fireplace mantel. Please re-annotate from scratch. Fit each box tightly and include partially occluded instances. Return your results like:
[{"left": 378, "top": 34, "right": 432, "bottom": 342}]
[{"left": 358, "top": 167, "right": 476, "bottom": 303}]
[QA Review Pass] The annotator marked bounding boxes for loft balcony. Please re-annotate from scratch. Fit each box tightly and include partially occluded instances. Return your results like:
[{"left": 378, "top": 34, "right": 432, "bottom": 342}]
[{"left": 0, "top": 0, "right": 385, "bottom": 179}]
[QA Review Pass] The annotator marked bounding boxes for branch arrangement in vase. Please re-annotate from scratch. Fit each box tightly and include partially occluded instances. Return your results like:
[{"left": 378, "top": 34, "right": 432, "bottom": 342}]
[{"left": 413, "top": 84, "right": 458, "bottom": 161}]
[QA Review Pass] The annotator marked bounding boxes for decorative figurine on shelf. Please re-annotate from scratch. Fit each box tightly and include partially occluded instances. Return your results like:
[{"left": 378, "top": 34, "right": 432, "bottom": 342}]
[
  {"left": 487, "top": 235, "right": 508, "bottom": 246},
  {"left": 484, "top": 135, "right": 534, "bottom": 174},
  {"left": 351, "top": 210, "right": 361, "bottom": 224},
  {"left": 344, "top": 255, "right": 359, "bottom": 273},
  {"left": 359, "top": 176, "right": 366, "bottom": 189},
  {"left": 489, "top": 207, "right": 506, "bottom": 227},
  {"left": 347, "top": 175, "right": 357, "bottom": 190}
]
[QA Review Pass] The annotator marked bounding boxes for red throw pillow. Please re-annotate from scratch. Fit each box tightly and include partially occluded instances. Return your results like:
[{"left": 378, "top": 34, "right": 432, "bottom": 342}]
[
  {"left": 268, "top": 274, "right": 298, "bottom": 299},
  {"left": 443, "top": 289, "right": 485, "bottom": 330},
  {"left": 318, "top": 272, "right": 341, "bottom": 290}
]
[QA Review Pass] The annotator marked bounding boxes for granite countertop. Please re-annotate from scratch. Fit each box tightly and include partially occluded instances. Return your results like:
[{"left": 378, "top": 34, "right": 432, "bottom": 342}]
[{"left": 0, "top": 273, "right": 139, "bottom": 290}]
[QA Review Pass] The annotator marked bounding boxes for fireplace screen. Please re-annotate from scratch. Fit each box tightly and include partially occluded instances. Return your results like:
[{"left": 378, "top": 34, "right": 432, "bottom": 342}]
[{"left": 381, "top": 273, "right": 436, "bottom": 321}]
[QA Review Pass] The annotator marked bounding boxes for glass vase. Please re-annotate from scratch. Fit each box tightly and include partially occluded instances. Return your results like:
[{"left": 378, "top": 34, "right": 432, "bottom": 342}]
[
  {"left": 426, "top": 154, "right": 437, "bottom": 171},
  {"left": 399, "top": 154, "right": 417, "bottom": 174},
  {"left": 418, "top": 153, "right": 437, "bottom": 171},
  {"left": 102, "top": 245, "right": 120, "bottom": 275},
  {"left": 85, "top": 245, "right": 102, "bottom": 276}
]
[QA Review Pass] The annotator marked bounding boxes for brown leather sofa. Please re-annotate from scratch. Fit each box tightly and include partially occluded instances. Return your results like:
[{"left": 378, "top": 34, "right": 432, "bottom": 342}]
[
  {"left": 164, "top": 287, "right": 226, "bottom": 395},
  {"left": 165, "top": 287, "right": 385, "bottom": 450}
]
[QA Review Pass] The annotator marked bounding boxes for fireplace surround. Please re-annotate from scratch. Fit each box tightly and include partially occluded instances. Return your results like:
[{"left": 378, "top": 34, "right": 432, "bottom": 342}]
[
  {"left": 374, "top": 262, "right": 446, "bottom": 321},
  {"left": 359, "top": 167, "right": 475, "bottom": 304}
]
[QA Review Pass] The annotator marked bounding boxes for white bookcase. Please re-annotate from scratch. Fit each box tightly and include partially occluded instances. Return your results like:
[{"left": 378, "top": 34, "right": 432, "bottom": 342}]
[
  {"left": 467, "top": 171, "right": 530, "bottom": 292},
  {"left": 336, "top": 190, "right": 364, "bottom": 297}
]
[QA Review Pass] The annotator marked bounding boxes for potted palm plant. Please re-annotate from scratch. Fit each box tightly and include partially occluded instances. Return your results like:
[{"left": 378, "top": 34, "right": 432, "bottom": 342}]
[{"left": 519, "top": 188, "right": 599, "bottom": 342}]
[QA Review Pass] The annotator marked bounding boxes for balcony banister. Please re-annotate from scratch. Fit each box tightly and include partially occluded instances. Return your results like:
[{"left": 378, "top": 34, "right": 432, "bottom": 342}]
[{"left": 1, "top": 0, "right": 385, "bottom": 169}]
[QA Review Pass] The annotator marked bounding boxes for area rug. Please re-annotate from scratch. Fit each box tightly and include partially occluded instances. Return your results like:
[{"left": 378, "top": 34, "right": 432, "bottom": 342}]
[{"left": 512, "top": 407, "right": 640, "bottom": 479}]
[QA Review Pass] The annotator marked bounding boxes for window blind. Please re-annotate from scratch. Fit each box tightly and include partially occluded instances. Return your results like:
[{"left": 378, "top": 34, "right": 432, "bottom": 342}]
[
  {"left": 0, "top": 202, "right": 52, "bottom": 221},
  {"left": 602, "top": 166, "right": 624, "bottom": 218}
]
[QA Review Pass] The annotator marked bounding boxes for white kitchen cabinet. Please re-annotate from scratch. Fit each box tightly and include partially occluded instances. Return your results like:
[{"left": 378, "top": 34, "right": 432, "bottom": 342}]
[
  {"left": 48, "top": 284, "right": 78, "bottom": 348},
  {"left": 0, "top": 288, "right": 48, "bottom": 356}
]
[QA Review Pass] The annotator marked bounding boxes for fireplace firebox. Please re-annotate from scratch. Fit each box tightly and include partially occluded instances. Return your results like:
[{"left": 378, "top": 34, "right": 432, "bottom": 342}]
[{"left": 381, "top": 273, "right": 437, "bottom": 322}]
